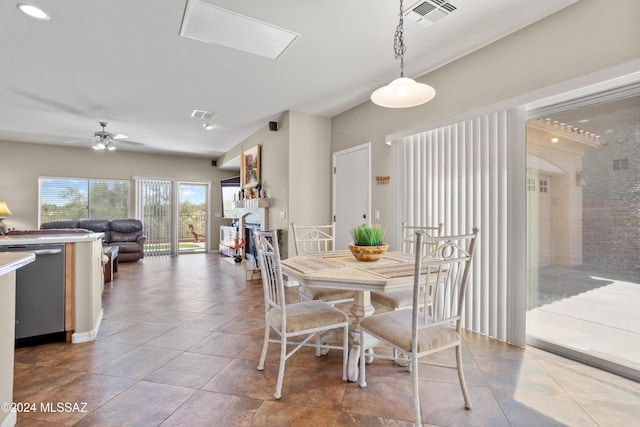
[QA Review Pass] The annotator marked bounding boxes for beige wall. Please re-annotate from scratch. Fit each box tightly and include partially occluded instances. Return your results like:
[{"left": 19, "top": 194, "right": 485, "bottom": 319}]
[
  {"left": 331, "top": 0, "right": 640, "bottom": 232},
  {"left": 288, "top": 111, "right": 331, "bottom": 255},
  {"left": 219, "top": 111, "right": 331, "bottom": 258},
  {"left": 0, "top": 140, "right": 237, "bottom": 249}
]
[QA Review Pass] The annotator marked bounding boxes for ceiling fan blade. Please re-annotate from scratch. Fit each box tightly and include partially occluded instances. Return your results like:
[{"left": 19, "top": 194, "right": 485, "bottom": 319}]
[
  {"left": 113, "top": 133, "right": 129, "bottom": 140},
  {"left": 115, "top": 139, "right": 144, "bottom": 146},
  {"left": 63, "top": 139, "right": 95, "bottom": 144}
]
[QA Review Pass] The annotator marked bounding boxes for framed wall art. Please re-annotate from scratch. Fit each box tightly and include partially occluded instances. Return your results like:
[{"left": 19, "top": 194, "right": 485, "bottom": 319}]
[{"left": 241, "top": 144, "right": 261, "bottom": 189}]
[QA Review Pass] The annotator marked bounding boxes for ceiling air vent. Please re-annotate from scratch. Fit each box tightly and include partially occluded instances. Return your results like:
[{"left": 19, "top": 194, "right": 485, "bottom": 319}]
[
  {"left": 404, "top": 0, "right": 460, "bottom": 28},
  {"left": 191, "top": 109, "right": 216, "bottom": 120}
]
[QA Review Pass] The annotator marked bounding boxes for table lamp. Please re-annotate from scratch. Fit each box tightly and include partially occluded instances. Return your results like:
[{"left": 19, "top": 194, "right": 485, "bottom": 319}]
[{"left": 0, "top": 201, "right": 12, "bottom": 235}]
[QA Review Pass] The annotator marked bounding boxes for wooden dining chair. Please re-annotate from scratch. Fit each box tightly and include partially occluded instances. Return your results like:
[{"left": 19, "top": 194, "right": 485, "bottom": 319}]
[
  {"left": 291, "top": 222, "right": 354, "bottom": 305},
  {"left": 253, "top": 228, "right": 349, "bottom": 399},
  {"left": 359, "top": 228, "right": 479, "bottom": 426},
  {"left": 371, "top": 222, "right": 443, "bottom": 311}
]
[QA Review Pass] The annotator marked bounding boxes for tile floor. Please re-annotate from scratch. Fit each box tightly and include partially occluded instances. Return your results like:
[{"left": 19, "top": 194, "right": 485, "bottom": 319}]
[{"left": 12, "top": 254, "right": 640, "bottom": 426}]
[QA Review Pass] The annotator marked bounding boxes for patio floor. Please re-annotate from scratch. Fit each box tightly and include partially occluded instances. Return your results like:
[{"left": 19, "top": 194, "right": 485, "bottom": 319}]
[{"left": 527, "top": 267, "right": 640, "bottom": 379}]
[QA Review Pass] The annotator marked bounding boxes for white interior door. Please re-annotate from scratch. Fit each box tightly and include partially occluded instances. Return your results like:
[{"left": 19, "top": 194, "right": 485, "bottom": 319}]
[{"left": 333, "top": 143, "right": 371, "bottom": 249}]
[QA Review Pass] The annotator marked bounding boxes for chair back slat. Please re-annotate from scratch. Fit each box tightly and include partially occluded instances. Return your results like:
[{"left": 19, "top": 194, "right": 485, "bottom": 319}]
[
  {"left": 401, "top": 222, "right": 443, "bottom": 254},
  {"left": 412, "top": 229, "right": 479, "bottom": 342},
  {"left": 291, "top": 223, "right": 335, "bottom": 255},
  {"left": 254, "top": 229, "right": 287, "bottom": 323}
]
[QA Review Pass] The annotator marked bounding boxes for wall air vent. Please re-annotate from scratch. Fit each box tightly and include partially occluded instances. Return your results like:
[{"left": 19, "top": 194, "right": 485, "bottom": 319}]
[{"left": 404, "top": 0, "right": 460, "bottom": 28}]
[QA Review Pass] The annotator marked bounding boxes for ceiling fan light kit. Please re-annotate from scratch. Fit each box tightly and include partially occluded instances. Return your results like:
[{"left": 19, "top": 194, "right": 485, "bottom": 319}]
[
  {"left": 63, "top": 121, "right": 143, "bottom": 151},
  {"left": 371, "top": 0, "right": 436, "bottom": 109}
]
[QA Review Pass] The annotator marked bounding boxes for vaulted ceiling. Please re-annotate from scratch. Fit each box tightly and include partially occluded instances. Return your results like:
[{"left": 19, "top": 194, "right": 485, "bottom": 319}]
[{"left": 0, "top": 0, "right": 578, "bottom": 159}]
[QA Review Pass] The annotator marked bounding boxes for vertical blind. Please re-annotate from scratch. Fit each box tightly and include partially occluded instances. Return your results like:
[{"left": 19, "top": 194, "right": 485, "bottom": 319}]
[
  {"left": 135, "top": 178, "right": 172, "bottom": 257},
  {"left": 392, "top": 110, "right": 511, "bottom": 342}
]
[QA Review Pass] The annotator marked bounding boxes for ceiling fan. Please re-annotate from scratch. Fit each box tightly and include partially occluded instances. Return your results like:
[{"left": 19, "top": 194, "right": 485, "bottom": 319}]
[{"left": 64, "top": 122, "right": 143, "bottom": 151}]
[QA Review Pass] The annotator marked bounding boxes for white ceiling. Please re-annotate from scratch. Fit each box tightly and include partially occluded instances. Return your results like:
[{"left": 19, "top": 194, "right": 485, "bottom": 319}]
[{"left": 0, "top": 0, "right": 578, "bottom": 161}]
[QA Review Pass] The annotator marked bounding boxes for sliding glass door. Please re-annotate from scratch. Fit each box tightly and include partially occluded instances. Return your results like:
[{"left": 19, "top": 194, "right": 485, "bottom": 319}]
[
  {"left": 526, "top": 94, "right": 640, "bottom": 380},
  {"left": 178, "top": 183, "right": 208, "bottom": 254},
  {"left": 136, "top": 179, "right": 173, "bottom": 256},
  {"left": 135, "top": 179, "right": 210, "bottom": 256}
]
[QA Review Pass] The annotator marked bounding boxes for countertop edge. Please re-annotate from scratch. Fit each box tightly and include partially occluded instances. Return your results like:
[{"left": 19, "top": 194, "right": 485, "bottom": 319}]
[
  {"left": 0, "top": 253, "right": 36, "bottom": 276},
  {"left": 0, "top": 233, "right": 104, "bottom": 245}
]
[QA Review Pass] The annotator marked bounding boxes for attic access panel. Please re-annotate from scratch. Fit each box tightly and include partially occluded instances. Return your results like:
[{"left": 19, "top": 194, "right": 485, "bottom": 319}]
[{"left": 180, "top": 0, "right": 299, "bottom": 59}]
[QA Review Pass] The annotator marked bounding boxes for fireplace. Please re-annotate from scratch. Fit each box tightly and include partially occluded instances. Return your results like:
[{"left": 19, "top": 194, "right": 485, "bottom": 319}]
[{"left": 244, "top": 222, "right": 260, "bottom": 265}]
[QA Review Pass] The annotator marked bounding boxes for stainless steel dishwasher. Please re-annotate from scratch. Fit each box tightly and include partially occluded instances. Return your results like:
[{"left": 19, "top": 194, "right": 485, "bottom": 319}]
[{"left": 0, "top": 243, "right": 65, "bottom": 343}]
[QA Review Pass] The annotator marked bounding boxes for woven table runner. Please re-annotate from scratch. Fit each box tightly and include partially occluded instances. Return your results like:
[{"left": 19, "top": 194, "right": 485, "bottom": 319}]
[
  {"left": 281, "top": 256, "right": 350, "bottom": 274},
  {"left": 306, "top": 250, "right": 414, "bottom": 263},
  {"left": 357, "top": 262, "right": 430, "bottom": 278},
  {"left": 305, "top": 250, "right": 353, "bottom": 258},
  {"left": 381, "top": 251, "right": 415, "bottom": 263}
]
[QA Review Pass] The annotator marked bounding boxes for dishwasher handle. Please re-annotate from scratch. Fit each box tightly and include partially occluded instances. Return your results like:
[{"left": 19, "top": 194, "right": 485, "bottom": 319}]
[
  {"left": 32, "top": 249, "right": 63, "bottom": 255},
  {"left": 5, "top": 246, "right": 63, "bottom": 255}
]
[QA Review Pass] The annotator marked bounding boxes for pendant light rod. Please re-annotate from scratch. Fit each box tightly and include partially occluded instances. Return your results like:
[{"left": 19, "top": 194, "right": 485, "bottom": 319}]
[{"left": 395, "top": 0, "right": 407, "bottom": 77}]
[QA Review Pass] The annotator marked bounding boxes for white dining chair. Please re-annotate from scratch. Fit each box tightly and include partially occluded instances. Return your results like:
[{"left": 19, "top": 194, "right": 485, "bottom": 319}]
[
  {"left": 253, "top": 228, "right": 349, "bottom": 399},
  {"left": 359, "top": 228, "right": 479, "bottom": 426},
  {"left": 291, "top": 222, "right": 354, "bottom": 305},
  {"left": 371, "top": 222, "right": 443, "bottom": 311}
]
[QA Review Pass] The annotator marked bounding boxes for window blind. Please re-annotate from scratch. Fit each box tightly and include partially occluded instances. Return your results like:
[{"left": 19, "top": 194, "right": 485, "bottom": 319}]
[
  {"left": 392, "top": 110, "right": 511, "bottom": 342},
  {"left": 135, "top": 178, "right": 172, "bottom": 257},
  {"left": 39, "top": 177, "right": 129, "bottom": 224}
]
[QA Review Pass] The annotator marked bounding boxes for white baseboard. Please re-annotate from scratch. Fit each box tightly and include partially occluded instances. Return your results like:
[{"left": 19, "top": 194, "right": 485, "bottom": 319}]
[{"left": 71, "top": 308, "right": 104, "bottom": 343}]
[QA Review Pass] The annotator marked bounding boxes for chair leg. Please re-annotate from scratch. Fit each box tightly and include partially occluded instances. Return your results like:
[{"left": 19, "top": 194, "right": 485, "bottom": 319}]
[
  {"left": 258, "top": 321, "right": 270, "bottom": 371},
  {"left": 274, "top": 335, "right": 287, "bottom": 399},
  {"left": 315, "top": 332, "right": 323, "bottom": 356},
  {"left": 456, "top": 345, "right": 472, "bottom": 410},
  {"left": 412, "top": 354, "right": 421, "bottom": 427},
  {"left": 341, "top": 325, "right": 348, "bottom": 381}
]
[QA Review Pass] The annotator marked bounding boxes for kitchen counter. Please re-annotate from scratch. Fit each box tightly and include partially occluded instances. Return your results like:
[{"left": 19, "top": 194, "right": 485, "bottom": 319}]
[
  {"left": 0, "top": 232, "right": 104, "bottom": 246},
  {"left": 0, "top": 233, "right": 104, "bottom": 344},
  {"left": 1, "top": 253, "right": 35, "bottom": 427}
]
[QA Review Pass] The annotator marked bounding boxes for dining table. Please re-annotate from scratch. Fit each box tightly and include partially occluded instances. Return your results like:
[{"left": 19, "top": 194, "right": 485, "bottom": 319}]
[{"left": 280, "top": 249, "right": 421, "bottom": 381}]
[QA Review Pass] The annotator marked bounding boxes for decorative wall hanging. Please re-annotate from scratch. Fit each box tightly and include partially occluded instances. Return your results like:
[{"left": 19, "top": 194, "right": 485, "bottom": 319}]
[{"left": 242, "top": 144, "right": 261, "bottom": 189}]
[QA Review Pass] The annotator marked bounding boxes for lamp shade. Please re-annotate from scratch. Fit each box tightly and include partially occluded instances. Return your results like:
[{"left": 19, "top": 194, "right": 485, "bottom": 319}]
[
  {"left": 0, "top": 201, "right": 12, "bottom": 216},
  {"left": 371, "top": 77, "right": 436, "bottom": 108}
]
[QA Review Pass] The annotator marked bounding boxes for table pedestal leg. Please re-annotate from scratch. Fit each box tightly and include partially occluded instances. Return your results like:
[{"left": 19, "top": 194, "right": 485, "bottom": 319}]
[{"left": 346, "top": 291, "right": 374, "bottom": 381}]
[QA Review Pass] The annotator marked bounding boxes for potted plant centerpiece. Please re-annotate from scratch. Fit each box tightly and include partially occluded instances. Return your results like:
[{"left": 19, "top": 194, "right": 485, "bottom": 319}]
[{"left": 349, "top": 224, "right": 389, "bottom": 262}]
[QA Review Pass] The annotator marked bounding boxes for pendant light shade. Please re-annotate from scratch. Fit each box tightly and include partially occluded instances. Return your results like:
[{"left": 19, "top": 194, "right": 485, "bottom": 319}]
[
  {"left": 371, "top": 77, "right": 435, "bottom": 108},
  {"left": 371, "top": 0, "right": 435, "bottom": 108}
]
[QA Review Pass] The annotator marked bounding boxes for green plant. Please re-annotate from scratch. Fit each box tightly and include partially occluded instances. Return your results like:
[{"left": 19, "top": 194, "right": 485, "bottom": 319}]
[{"left": 351, "top": 224, "right": 385, "bottom": 246}]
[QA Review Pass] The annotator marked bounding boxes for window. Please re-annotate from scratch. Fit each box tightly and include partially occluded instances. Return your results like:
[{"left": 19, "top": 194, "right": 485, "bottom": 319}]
[
  {"left": 527, "top": 178, "right": 537, "bottom": 191},
  {"left": 612, "top": 158, "right": 629, "bottom": 170},
  {"left": 539, "top": 179, "right": 548, "bottom": 193},
  {"left": 221, "top": 176, "right": 241, "bottom": 218},
  {"left": 40, "top": 177, "right": 129, "bottom": 223}
]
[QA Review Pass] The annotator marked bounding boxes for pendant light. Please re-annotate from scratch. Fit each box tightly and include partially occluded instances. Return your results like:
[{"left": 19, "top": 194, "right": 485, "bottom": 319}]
[{"left": 371, "top": 0, "right": 436, "bottom": 108}]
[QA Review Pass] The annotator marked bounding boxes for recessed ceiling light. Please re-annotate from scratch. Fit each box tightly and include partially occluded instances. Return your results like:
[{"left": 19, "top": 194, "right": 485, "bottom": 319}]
[
  {"left": 17, "top": 3, "right": 50, "bottom": 20},
  {"left": 577, "top": 119, "right": 589, "bottom": 123},
  {"left": 551, "top": 137, "right": 559, "bottom": 143},
  {"left": 202, "top": 123, "right": 215, "bottom": 130}
]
